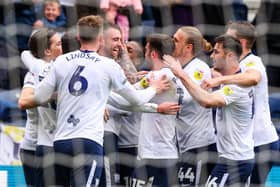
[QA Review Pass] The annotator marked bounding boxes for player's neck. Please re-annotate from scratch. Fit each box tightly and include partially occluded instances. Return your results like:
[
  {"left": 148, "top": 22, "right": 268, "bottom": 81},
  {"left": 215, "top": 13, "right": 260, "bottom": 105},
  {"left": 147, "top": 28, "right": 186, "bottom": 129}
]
[
  {"left": 223, "top": 61, "right": 240, "bottom": 76},
  {"left": 240, "top": 48, "right": 252, "bottom": 60},
  {"left": 80, "top": 43, "right": 99, "bottom": 52},
  {"left": 152, "top": 59, "right": 164, "bottom": 71},
  {"left": 179, "top": 55, "right": 195, "bottom": 67}
]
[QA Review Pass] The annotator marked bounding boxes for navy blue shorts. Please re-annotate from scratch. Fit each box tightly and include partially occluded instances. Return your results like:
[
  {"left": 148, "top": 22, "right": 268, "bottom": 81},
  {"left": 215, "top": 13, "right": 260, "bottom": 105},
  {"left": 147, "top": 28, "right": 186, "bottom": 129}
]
[
  {"left": 99, "top": 131, "right": 120, "bottom": 186},
  {"left": 117, "top": 146, "right": 138, "bottom": 186},
  {"left": 178, "top": 143, "right": 217, "bottom": 186},
  {"left": 35, "top": 145, "right": 54, "bottom": 187},
  {"left": 131, "top": 158, "right": 178, "bottom": 187},
  {"left": 251, "top": 140, "right": 279, "bottom": 185},
  {"left": 53, "top": 138, "right": 103, "bottom": 187},
  {"left": 20, "top": 149, "right": 37, "bottom": 186},
  {"left": 206, "top": 157, "right": 254, "bottom": 186}
]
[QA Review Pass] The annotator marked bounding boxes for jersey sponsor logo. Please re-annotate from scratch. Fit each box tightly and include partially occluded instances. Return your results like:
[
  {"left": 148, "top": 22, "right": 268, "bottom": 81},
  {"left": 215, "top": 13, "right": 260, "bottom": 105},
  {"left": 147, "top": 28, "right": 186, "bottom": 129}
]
[
  {"left": 193, "top": 70, "right": 204, "bottom": 81},
  {"left": 223, "top": 86, "right": 233, "bottom": 96},
  {"left": 245, "top": 61, "right": 256, "bottom": 67}
]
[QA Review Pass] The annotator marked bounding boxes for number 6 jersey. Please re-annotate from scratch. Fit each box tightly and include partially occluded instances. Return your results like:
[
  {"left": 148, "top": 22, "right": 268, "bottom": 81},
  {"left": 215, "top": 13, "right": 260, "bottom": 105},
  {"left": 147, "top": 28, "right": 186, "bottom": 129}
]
[{"left": 37, "top": 50, "right": 128, "bottom": 146}]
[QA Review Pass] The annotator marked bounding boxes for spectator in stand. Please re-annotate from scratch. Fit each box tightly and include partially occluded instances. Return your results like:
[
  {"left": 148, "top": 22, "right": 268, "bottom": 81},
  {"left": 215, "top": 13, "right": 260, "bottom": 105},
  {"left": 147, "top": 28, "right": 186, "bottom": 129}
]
[
  {"left": 33, "top": 0, "right": 67, "bottom": 33},
  {"left": 100, "top": 0, "right": 143, "bottom": 41}
]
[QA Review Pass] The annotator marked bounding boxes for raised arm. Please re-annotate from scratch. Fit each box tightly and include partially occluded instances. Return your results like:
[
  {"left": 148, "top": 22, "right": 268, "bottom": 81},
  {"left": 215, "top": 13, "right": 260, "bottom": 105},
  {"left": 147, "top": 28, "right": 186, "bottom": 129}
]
[
  {"left": 163, "top": 55, "right": 226, "bottom": 108},
  {"left": 108, "top": 91, "right": 179, "bottom": 114},
  {"left": 202, "top": 69, "right": 261, "bottom": 90},
  {"left": 21, "top": 50, "right": 44, "bottom": 71}
]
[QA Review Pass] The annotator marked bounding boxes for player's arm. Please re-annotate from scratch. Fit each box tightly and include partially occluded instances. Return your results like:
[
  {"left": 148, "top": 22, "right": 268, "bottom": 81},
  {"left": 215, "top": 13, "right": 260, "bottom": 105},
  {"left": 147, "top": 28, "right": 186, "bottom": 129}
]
[
  {"left": 202, "top": 69, "right": 261, "bottom": 90},
  {"left": 18, "top": 87, "right": 38, "bottom": 109},
  {"left": 19, "top": 67, "right": 56, "bottom": 109},
  {"left": 108, "top": 92, "right": 179, "bottom": 114},
  {"left": 115, "top": 74, "right": 170, "bottom": 106},
  {"left": 21, "top": 50, "right": 44, "bottom": 70},
  {"left": 164, "top": 55, "right": 226, "bottom": 108},
  {"left": 18, "top": 83, "right": 54, "bottom": 109}
]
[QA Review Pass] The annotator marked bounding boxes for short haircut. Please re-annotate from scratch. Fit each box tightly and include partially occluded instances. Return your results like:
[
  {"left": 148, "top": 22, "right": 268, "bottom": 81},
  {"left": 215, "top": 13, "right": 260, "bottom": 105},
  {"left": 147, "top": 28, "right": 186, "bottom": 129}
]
[
  {"left": 77, "top": 15, "right": 103, "bottom": 43},
  {"left": 44, "top": 0, "right": 61, "bottom": 8},
  {"left": 215, "top": 35, "right": 242, "bottom": 59},
  {"left": 28, "top": 28, "right": 56, "bottom": 59},
  {"left": 103, "top": 22, "right": 121, "bottom": 33},
  {"left": 146, "top": 33, "right": 175, "bottom": 59},
  {"left": 226, "top": 21, "right": 257, "bottom": 49}
]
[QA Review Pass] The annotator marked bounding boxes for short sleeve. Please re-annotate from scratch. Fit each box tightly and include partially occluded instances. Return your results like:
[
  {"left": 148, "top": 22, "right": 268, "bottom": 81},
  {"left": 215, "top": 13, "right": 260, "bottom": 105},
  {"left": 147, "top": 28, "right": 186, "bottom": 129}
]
[
  {"left": 217, "top": 84, "right": 246, "bottom": 105},
  {"left": 109, "top": 62, "right": 128, "bottom": 91},
  {"left": 240, "top": 56, "right": 264, "bottom": 74},
  {"left": 23, "top": 72, "right": 35, "bottom": 88}
]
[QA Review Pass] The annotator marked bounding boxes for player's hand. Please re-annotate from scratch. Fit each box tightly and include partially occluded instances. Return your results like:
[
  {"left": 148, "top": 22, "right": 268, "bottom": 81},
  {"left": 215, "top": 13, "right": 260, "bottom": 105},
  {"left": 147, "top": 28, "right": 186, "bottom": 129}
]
[
  {"left": 201, "top": 78, "right": 223, "bottom": 90},
  {"left": 163, "top": 55, "right": 184, "bottom": 77},
  {"left": 149, "top": 73, "right": 170, "bottom": 94},
  {"left": 157, "top": 102, "right": 180, "bottom": 115},
  {"left": 135, "top": 71, "right": 149, "bottom": 81},
  {"left": 103, "top": 108, "right": 110, "bottom": 123}
]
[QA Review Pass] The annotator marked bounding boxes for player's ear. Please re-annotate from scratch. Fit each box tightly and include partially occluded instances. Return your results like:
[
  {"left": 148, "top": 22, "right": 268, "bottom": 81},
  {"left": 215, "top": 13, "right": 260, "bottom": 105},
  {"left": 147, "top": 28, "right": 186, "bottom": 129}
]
[
  {"left": 151, "top": 50, "right": 157, "bottom": 59},
  {"left": 44, "top": 48, "right": 51, "bottom": 57}
]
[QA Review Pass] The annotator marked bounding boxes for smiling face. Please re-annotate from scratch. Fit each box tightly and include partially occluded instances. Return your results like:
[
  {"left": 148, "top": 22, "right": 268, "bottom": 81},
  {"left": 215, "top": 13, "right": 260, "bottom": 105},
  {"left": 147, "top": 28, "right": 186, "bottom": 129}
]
[
  {"left": 44, "top": 2, "right": 60, "bottom": 22},
  {"left": 103, "top": 27, "right": 122, "bottom": 59}
]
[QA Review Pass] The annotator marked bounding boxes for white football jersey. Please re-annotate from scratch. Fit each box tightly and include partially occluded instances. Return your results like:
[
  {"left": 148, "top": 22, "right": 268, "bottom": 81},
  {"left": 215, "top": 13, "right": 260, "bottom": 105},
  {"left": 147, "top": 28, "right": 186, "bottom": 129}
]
[
  {"left": 138, "top": 68, "right": 179, "bottom": 159},
  {"left": 240, "top": 53, "right": 278, "bottom": 146},
  {"left": 20, "top": 72, "right": 38, "bottom": 151},
  {"left": 21, "top": 51, "right": 56, "bottom": 147},
  {"left": 175, "top": 58, "right": 216, "bottom": 153},
  {"left": 216, "top": 84, "right": 254, "bottom": 160},
  {"left": 40, "top": 50, "right": 128, "bottom": 146}
]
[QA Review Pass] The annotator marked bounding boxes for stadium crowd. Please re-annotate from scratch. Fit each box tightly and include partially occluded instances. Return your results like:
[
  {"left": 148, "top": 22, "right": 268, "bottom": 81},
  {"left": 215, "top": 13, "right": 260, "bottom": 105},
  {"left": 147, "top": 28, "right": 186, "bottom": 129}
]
[{"left": 0, "top": 0, "right": 279, "bottom": 187}]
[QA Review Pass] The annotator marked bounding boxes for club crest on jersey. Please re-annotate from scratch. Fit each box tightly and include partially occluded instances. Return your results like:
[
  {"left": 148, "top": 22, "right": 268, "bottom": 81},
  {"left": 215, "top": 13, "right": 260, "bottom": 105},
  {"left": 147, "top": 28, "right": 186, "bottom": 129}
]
[
  {"left": 245, "top": 61, "right": 256, "bottom": 67},
  {"left": 140, "top": 77, "right": 149, "bottom": 88},
  {"left": 223, "top": 85, "right": 233, "bottom": 96},
  {"left": 194, "top": 70, "right": 203, "bottom": 81},
  {"left": 67, "top": 114, "right": 80, "bottom": 126}
]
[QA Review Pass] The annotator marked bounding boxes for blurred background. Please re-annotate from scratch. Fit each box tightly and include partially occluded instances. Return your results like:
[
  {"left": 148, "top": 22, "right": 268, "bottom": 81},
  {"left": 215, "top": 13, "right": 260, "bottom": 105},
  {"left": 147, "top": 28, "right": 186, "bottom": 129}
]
[{"left": 0, "top": 0, "right": 280, "bottom": 186}]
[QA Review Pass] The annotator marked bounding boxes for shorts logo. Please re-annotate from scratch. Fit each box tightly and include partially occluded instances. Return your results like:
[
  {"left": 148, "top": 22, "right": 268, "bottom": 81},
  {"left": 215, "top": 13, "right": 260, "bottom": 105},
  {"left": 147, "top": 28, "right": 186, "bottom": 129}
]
[
  {"left": 223, "top": 86, "right": 233, "bottom": 96},
  {"left": 194, "top": 70, "right": 203, "bottom": 81}
]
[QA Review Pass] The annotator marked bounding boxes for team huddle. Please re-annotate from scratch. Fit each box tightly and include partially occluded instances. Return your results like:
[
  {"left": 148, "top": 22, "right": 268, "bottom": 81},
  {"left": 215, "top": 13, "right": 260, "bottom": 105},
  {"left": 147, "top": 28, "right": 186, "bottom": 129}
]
[{"left": 18, "top": 15, "right": 279, "bottom": 187}]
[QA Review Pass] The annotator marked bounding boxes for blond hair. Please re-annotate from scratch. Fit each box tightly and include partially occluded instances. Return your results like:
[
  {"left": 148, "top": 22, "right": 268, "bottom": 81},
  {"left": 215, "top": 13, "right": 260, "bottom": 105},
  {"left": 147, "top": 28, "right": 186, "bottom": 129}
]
[{"left": 179, "top": 26, "right": 212, "bottom": 55}]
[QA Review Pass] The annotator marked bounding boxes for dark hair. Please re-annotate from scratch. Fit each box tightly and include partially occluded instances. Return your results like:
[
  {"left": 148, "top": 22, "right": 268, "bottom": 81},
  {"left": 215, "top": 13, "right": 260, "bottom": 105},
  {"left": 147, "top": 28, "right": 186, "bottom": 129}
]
[
  {"left": 61, "top": 30, "right": 80, "bottom": 53},
  {"left": 77, "top": 15, "right": 103, "bottom": 42},
  {"left": 215, "top": 35, "right": 242, "bottom": 59},
  {"left": 226, "top": 21, "right": 257, "bottom": 49},
  {"left": 28, "top": 28, "right": 56, "bottom": 59},
  {"left": 146, "top": 33, "right": 175, "bottom": 59}
]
